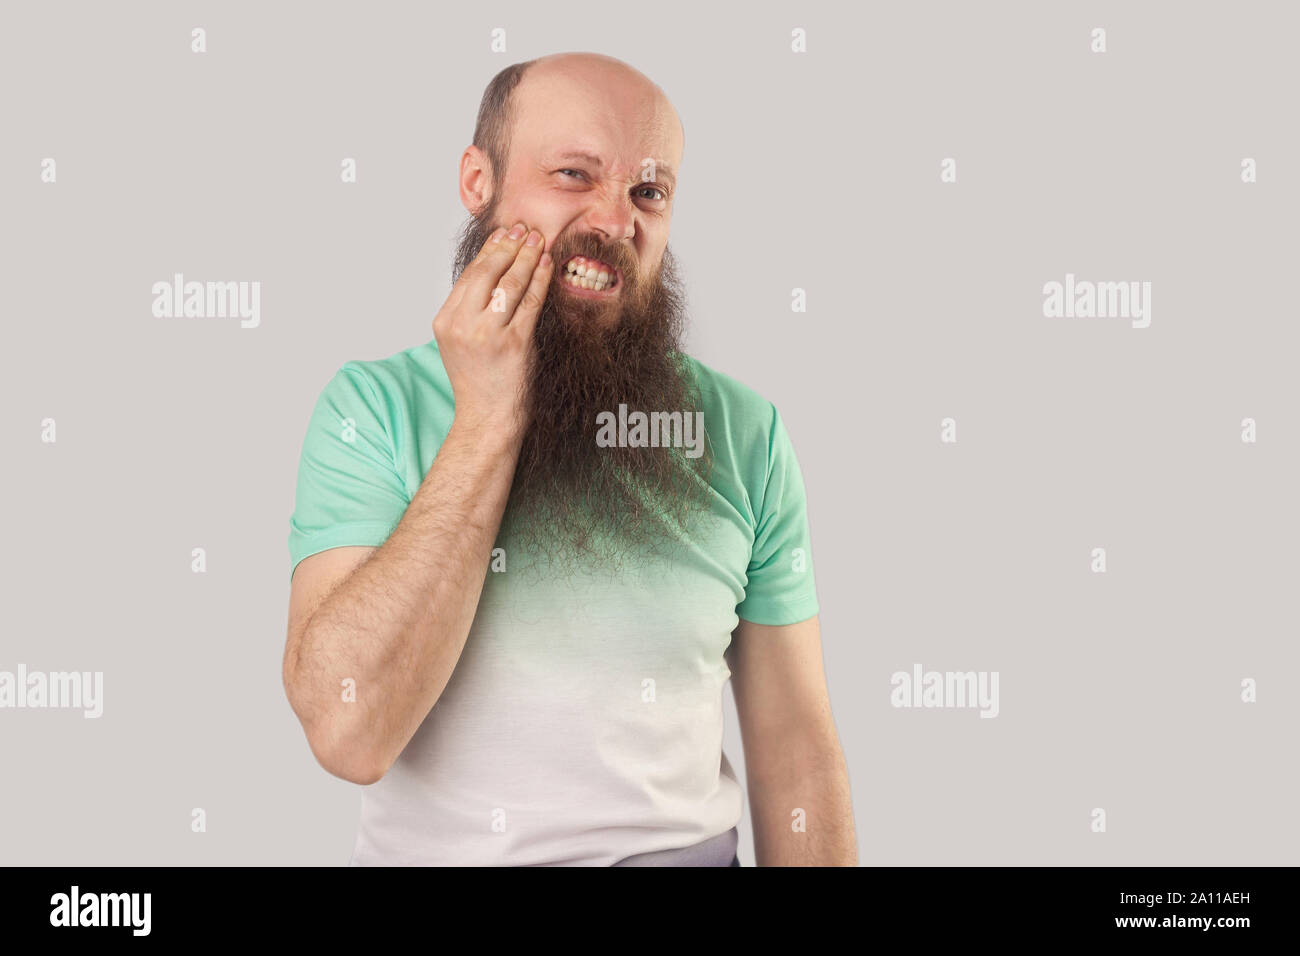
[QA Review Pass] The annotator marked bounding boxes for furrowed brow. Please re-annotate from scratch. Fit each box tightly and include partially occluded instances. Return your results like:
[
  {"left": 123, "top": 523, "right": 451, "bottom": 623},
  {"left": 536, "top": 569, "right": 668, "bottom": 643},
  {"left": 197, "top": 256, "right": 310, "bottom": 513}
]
[
  {"left": 553, "top": 150, "right": 606, "bottom": 171},
  {"left": 648, "top": 164, "right": 676, "bottom": 191},
  {"left": 553, "top": 151, "right": 675, "bottom": 192}
]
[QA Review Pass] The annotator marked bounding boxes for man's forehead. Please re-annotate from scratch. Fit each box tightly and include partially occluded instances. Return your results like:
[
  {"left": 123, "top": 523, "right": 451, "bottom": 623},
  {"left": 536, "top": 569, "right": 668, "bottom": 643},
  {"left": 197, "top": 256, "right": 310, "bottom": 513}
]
[{"left": 511, "top": 64, "right": 683, "bottom": 172}]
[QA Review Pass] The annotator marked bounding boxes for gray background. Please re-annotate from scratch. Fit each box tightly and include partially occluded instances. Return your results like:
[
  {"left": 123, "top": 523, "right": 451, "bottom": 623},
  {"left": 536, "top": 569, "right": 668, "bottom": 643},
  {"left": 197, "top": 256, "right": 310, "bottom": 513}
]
[{"left": 2, "top": 0, "right": 1296, "bottom": 865}]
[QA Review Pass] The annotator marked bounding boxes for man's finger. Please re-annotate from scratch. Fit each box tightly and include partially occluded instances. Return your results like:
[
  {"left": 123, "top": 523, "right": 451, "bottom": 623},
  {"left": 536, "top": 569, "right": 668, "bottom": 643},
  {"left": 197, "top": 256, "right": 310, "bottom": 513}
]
[
  {"left": 442, "top": 225, "right": 507, "bottom": 314},
  {"left": 508, "top": 250, "right": 553, "bottom": 341},
  {"left": 486, "top": 230, "right": 546, "bottom": 325},
  {"left": 464, "top": 222, "right": 533, "bottom": 312}
]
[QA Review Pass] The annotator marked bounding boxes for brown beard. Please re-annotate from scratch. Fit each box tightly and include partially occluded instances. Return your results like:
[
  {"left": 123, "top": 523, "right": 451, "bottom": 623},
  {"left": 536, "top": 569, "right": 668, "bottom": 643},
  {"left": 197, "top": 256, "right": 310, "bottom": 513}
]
[{"left": 451, "top": 199, "right": 714, "bottom": 573}]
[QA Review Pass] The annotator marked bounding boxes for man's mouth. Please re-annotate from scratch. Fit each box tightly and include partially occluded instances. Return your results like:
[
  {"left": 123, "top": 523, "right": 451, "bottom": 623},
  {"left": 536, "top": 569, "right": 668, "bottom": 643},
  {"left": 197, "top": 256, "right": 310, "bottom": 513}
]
[{"left": 560, "top": 255, "right": 621, "bottom": 296}]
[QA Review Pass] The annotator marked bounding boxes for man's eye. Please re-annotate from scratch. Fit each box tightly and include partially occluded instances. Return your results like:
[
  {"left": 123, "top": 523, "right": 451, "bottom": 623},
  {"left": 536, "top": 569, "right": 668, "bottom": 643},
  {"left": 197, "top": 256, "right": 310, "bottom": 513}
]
[
  {"left": 637, "top": 187, "right": 666, "bottom": 201},
  {"left": 558, "top": 169, "right": 584, "bottom": 179}
]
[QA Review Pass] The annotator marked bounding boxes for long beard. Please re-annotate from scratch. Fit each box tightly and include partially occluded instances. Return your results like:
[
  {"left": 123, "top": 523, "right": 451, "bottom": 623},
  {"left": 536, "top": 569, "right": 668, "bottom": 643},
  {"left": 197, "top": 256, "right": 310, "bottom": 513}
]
[{"left": 451, "top": 204, "right": 714, "bottom": 572}]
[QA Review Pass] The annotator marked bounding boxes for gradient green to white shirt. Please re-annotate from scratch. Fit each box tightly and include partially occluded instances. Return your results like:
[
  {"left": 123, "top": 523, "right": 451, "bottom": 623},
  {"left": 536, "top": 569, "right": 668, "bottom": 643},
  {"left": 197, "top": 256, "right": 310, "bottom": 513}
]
[{"left": 288, "top": 338, "right": 819, "bottom": 865}]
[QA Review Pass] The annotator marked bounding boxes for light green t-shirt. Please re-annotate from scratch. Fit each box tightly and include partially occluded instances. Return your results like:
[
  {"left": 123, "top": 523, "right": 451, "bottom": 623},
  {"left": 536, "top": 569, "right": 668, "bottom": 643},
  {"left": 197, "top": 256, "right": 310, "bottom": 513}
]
[{"left": 288, "top": 337, "right": 819, "bottom": 865}]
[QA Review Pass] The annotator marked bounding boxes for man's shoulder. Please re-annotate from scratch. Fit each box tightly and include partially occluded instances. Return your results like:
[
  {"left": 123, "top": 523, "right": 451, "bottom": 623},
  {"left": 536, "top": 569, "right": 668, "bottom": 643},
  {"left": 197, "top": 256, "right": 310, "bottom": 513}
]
[
  {"left": 331, "top": 337, "right": 452, "bottom": 409},
  {"left": 682, "top": 353, "right": 779, "bottom": 436}
]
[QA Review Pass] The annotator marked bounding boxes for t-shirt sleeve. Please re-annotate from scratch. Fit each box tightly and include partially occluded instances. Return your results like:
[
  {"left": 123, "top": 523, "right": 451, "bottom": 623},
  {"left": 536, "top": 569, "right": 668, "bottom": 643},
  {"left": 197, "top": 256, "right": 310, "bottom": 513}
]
[
  {"left": 287, "top": 364, "right": 411, "bottom": 579},
  {"left": 734, "top": 404, "right": 820, "bottom": 626}
]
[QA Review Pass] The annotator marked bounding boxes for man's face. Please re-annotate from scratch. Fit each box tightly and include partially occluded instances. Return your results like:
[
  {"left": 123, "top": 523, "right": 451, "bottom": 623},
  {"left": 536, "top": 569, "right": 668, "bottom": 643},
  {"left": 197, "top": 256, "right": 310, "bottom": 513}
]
[
  {"left": 462, "top": 61, "right": 682, "bottom": 327},
  {"left": 450, "top": 63, "right": 709, "bottom": 570}
]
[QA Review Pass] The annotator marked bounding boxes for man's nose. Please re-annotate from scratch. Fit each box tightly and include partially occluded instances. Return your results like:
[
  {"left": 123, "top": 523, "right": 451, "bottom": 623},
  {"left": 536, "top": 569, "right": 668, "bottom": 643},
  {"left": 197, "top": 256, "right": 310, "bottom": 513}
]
[{"left": 581, "top": 188, "right": 636, "bottom": 243}]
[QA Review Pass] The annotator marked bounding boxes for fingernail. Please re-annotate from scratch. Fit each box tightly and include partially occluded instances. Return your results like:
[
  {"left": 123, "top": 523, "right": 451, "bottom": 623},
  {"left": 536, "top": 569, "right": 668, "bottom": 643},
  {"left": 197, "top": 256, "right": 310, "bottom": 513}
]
[
  {"left": 508, "top": 223, "right": 526, "bottom": 240},
  {"left": 490, "top": 227, "right": 507, "bottom": 243},
  {"left": 525, "top": 230, "right": 541, "bottom": 246}
]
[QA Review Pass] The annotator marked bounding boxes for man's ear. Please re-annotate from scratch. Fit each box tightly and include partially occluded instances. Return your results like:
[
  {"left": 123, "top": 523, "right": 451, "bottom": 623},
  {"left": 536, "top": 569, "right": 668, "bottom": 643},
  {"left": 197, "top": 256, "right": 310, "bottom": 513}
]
[{"left": 459, "top": 144, "right": 494, "bottom": 217}]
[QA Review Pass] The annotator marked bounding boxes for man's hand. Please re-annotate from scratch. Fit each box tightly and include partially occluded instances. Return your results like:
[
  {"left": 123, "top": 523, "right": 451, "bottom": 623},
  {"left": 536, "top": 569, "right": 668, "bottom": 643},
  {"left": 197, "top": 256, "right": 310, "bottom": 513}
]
[{"left": 433, "top": 222, "right": 552, "bottom": 441}]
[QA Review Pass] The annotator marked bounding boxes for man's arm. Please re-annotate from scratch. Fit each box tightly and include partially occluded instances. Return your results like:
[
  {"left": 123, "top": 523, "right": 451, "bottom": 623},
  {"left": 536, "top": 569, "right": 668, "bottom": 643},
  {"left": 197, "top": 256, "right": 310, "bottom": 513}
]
[
  {"left": 283, "top": 421, "right": 522, "bottom": 785},
  {"left": 726, "top": 614, "right": 857, "bottom": 865},
  {"left": 282, "top": 222, "right": 553, "bottom": 786}
]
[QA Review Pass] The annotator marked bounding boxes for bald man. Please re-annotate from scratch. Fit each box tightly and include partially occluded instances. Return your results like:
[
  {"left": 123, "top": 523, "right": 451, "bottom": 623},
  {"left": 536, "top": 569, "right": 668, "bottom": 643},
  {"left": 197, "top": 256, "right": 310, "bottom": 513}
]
[{"left": 283, "top": 52, "right": 856, "bottom": 866}]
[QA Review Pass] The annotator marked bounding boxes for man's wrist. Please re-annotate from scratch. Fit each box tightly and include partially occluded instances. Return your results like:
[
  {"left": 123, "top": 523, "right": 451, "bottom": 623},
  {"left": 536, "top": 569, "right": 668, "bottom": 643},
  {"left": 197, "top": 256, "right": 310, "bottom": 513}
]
[{"left": 445, "top": 412, "right": 526, "bottom": 457}]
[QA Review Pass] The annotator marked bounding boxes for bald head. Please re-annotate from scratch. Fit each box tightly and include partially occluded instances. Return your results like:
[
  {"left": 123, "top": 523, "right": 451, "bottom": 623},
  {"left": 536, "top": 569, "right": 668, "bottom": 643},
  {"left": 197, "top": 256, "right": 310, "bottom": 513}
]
[
  {"left": 524, "top": 52, "right": 684, "bottom": 156},
  {"left": 470, "top": 52, "right": 683, "bottom": 199}
]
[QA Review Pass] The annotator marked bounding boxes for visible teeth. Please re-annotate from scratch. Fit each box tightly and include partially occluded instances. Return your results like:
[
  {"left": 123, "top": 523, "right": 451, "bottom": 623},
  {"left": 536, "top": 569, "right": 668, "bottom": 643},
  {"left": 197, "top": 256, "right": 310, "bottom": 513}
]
[
  {"left": 561, "top": 257, "right": 615, "bottom": 291},
  {"left": 565, "top": 257, "right": 614, "bottom": 284},
  {"left": 564, "top": 270, "right": 612, "bottom": 291}
]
